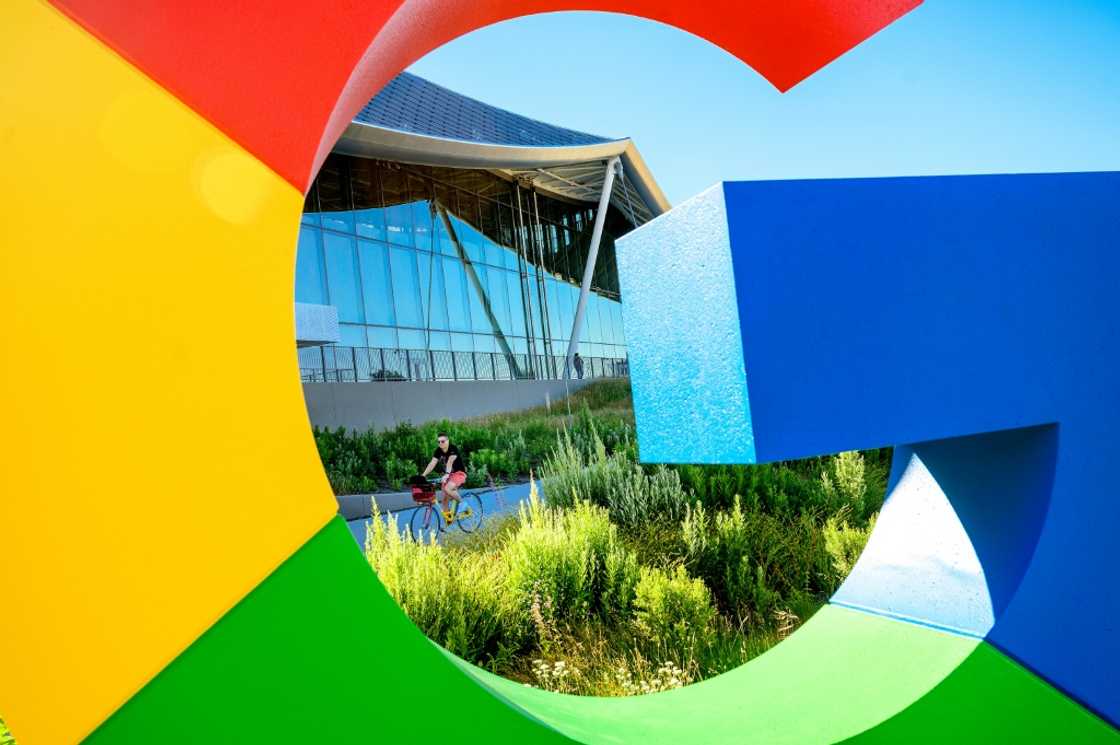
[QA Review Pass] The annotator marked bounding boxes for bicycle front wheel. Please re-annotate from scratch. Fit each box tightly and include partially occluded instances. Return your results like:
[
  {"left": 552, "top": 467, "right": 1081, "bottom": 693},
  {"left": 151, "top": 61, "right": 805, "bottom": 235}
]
[
  {"left": 454, "top": 493, "right": 484, "bottom": 533},
  {"left": 408, "top": 504, "right": 441, "bottom": 541}
]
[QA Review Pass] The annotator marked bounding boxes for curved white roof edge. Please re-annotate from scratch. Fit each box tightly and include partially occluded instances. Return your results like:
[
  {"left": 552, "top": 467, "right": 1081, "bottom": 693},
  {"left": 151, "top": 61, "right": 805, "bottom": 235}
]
[{"left": 335, "top": 121, "right": 671, "bottom": 218}]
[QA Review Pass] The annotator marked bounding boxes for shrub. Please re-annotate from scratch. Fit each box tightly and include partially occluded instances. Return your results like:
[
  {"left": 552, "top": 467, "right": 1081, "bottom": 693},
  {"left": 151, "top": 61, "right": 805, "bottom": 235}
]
[
  {"left": 504, "top": 485, "right": 640, "bottom": 626},
  {"left": 820, "top": 450, "right": 866, "bottom": 514},
  {"left": 541, "top": 430, "right": 688, "bottom": 531},
  {"left": 384, "top": 454, "right": 414, "bottom": 490},
  {"left": 681, "top": 497, "right": 831, "bottom": 626},
  {"left": 365, "top": 505, "right": 526, "bottom": 667},
  {"left": 472, "top": 447, "right": 517, "bottom": 479},
  {"left": 632, "top": 565, "right": 715, "bottom": 659},
  {"left": 823, "top": 510, "right": 878, "bottom": 590},
  {"left": 313, "top": 382, "right": 637, "bottom": 495}
]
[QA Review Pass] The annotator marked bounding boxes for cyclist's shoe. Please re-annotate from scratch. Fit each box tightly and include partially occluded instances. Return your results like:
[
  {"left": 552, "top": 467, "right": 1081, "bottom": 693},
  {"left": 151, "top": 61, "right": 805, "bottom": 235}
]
[{"left": 442, "top": 510, "right": 455, "bottom": 523}]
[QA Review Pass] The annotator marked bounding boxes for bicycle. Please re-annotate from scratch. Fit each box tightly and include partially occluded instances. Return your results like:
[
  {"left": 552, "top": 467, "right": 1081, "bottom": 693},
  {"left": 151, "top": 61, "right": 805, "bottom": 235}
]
[{"left": 407, "top": 475, "right": 486, "bottom": 539}]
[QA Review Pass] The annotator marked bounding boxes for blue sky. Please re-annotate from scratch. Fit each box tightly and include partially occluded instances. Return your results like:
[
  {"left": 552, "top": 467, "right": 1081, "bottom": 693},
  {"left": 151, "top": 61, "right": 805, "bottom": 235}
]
[{"left": 409, "top": 1, "right": 1120, "bottom": 205}]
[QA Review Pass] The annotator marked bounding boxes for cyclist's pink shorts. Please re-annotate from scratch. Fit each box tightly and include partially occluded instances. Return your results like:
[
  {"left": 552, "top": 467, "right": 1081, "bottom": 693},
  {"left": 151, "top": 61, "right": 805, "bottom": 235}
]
[{"left": 442, "top": 471, "right": 467, "bottom": 488}]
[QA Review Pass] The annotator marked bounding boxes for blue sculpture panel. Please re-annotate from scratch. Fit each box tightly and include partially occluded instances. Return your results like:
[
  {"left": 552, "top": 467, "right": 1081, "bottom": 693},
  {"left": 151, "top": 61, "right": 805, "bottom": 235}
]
[{"left": 616, "top": 171, "right": 1120, "bottom": 725}]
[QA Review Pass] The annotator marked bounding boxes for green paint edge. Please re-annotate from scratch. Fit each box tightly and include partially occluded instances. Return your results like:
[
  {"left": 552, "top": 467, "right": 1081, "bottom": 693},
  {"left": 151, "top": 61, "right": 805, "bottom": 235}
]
[
  {"left": 844, "top": 641, "right": 1120, "bottom": 744},
  {"left": 460, "top": 605, "right": 977, "bottom": 745},
  {"left": 85, "top": 517, "right": 1117, "bottom": 744},
  {"left": 84, "top": 518, "right": 570, "bottom": 744}
]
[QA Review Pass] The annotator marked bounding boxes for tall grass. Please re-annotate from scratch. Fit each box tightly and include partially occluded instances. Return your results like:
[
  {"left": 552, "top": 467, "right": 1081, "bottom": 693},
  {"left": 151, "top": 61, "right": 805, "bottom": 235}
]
[
  {"left": 542, "top": 429, "right": 689, "bottom": 531},
  {"left": 359, "top": 384, "right": 887, "bottom": 696},
  {"left": 365, "top": 504, "right": 526, "bottom": 667}
]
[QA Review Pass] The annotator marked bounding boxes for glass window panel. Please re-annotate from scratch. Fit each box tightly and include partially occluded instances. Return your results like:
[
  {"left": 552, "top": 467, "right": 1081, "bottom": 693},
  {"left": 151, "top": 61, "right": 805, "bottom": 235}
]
[
  {"left": 496, "top": 199, "right": 514, "bottom": 251},
  {"left": 380, "top": 167, "right": 412, "bottom": 246},
  {"left": 323, "top": 233, "right": 362, "bottom": 323},
  {"left": 487, "top": 266, "right": 512, "bottom": 333},
  {"left": 357, "top": 240, "right": 395, "bottom": 326},
  {"left": 478, "top": 195, "right": 500, "bottom": 245},
  {"left": 484, "top": 237, "right": 504, "bottom": 267},
  {"left": 433, "top": 184, "right": 456, "bottom": 256},
  {"left": 611, "top": 301, "right": 625, "bottom": 345},
  {"left": 467, "top": 263, "right": 491, "bottom": 334},
  {"left": 398, "top": 329, "right": 427, "bottom": 350},
  {"left": 593, "top": 295, "right": 608, "bottom": 342},
  {"left": 554, "top": 279, "right": 573, "bottom": 342},
  {"left": 417, "top": 249, "right": 449, "bottom": 330},
  {"left": 427, "top": 331, "right": 451, "bottom": 350},
  {"left": 367, "top": 326, "right": 397, "bottom": 350},
  {"left": 511, "top": 336, "right": 528, "bottom": 354},
  {"left": 355, "top": 209, "right": 387, "bottom": 241},
  {"left": 338, "top": 324, "right": 367, "bottom": 347},
  {"left": 443, "top": 258, "right": 471, "bottom": 332},
  {"left": 474, "top": 335, "right": 496, "bottom": 353},
  {"left": 500, "top": 241, "right": 519, "bottom": 271},
  {"left": 594, "top": 295, "right": 609, "bottom": 344},
  {"left": 316, "top": 158, "right": 354, "bottom": 233},
  {"left": 451, "top": 333, "right": 474, "bottom": 352},
  {"left": 546, "top": 278, "right": 563, "bottom": 343},
  {"left": 294, "top": 228, "right": 326, "bottom": 304},
  {"left": 600, "top": 300, "right": 614, "bottom": 345},
  {"left": 389, "top": 247, "right": 423, "bottom": 328},
  {"left": 301, "top": 184, "right": 320, "bottom": 226},
  {"left": 350, "top": 160, "right": 385, "bottom": 241},
  {"left": 461, "top": 221, "right": 485, "bottom": 265},
  {"left": 410, "top": 181, "right": 434, "bottom": 251},
  {"left": 508, "top": 269, "right": 527, "bottom": 337}
]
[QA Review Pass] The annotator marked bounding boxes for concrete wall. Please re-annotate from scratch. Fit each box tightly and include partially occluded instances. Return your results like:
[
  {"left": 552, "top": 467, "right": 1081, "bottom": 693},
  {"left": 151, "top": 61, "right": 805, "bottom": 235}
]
[{"left": 303, "top": 378, "right": 622, "bottom": 431}]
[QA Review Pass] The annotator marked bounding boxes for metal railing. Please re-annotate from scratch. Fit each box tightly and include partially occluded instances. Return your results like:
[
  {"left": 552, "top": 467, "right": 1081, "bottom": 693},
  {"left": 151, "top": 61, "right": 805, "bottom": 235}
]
[{"left": 298, "top": 345, "right": 629, "bottom": 383}]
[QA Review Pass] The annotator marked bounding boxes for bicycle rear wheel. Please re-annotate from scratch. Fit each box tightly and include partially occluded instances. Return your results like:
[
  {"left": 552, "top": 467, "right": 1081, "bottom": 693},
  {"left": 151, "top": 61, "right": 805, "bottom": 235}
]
[
  {"left": 408, "top": 504, "right": 441, "bottom": 540},
  {"left": 453, "top": 493, "right": 484, "bottom": 533}
]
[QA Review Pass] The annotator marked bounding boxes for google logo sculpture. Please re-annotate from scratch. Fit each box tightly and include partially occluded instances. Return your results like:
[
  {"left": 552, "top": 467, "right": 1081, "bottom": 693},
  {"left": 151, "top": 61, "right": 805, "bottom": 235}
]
[{"left": 1, "top": 1, "right": 1117, "bottom": 743}]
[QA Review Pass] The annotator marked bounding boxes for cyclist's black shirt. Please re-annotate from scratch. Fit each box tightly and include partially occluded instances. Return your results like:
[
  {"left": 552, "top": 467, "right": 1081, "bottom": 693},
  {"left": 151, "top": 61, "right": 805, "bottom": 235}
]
[{"left": 433, "top": 444, "right": 467, "bottom": 474}]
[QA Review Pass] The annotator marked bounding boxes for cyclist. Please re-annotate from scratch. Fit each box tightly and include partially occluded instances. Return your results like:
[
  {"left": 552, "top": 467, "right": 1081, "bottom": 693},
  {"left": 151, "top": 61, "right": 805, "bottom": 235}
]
[{"left": 421, "top": 432, "right": 469, "bottom": 522}]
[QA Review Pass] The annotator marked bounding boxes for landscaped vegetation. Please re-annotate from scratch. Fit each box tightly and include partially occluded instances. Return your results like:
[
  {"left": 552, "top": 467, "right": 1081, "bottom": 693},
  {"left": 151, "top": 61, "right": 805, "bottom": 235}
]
[
  {"left": 356, "top": 382, "right": 889, "bottom": 696},
  {"left": 314, "top": 381, "right": 633, "bottom": 493}
]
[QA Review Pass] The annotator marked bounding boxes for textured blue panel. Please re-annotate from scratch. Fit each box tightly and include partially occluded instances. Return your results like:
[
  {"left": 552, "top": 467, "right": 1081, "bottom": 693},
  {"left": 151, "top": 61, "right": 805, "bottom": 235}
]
[
  {"left": 615, "top": 185, "right": 755, "bottom": 463},
  {"left": 832, "top": 449, "right": 995, "bottom": 638},
  {"left": 719, "top": 172, "right": 1119, "bottom": 724},
  {"left": 623, "top": 172, "right": 1120, "bottom": 724},
  {"left": 355, "top": 72, "right": 611, "bottom": 148}
]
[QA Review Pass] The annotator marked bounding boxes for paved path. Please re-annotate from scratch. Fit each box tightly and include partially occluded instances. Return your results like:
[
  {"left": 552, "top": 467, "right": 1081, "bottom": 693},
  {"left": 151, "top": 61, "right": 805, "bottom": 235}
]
[{"left": 344, "top": 480, "right": 536, "bottom": 546}]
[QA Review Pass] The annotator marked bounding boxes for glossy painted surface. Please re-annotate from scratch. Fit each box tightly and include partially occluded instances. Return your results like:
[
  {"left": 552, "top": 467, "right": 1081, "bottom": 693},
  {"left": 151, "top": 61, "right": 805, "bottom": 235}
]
[
  {"left": 49, "top": 0, "right": 919, "bottom": 189},
  {"left": 27, "top": 0, "right": 1120, "bottom": 742},
  {"left": 617, "top": 172, "right": 1120, "bottom": 725},
  {"left": 0, "top": 3, "right": 334, "bottom": 742},
  {"left": 617, "top": 185, "right": 755, "bottom": 463}
]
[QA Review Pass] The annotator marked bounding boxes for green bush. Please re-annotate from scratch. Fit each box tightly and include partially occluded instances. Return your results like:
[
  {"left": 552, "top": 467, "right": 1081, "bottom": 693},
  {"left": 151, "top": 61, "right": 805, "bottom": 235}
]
[
  {"left": 472, "top": 447, "right": 517, "bottom": 479},
  {"left": 504, "top": 488, "right": 639, "bottom": 625},
  {"left": 384, "top": 454, "right": 414, "bottom": 490},
  {"left": 541, "top": 430, "right": 688, "bottom": 531},
  {"left": 632, "top": 565, "right": 715, "bottom": 659},
  {"left": 365, "top": 506, "right": 526, "bottom": 667},
  {"left": 313, "top": 382, "right": 636, "bottom": 495},
  {"left": 681, "top": 497, "right": 830, "bottom": 626},
  {"left": 823, "top": 510, "right": 878, "bottom": 590}
]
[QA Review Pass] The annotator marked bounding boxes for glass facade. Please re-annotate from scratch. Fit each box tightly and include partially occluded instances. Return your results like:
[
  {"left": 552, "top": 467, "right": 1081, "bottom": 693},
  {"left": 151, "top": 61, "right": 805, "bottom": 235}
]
[{"left": 296, "top": 154, "right": 632, "bottom": 377}]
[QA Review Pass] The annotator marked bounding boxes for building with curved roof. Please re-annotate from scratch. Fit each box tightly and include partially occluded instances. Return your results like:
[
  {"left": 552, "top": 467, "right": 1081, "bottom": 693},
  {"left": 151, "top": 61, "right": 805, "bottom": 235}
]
[{"left": 296, "top": 71, "right": 667, "bottom": 395}]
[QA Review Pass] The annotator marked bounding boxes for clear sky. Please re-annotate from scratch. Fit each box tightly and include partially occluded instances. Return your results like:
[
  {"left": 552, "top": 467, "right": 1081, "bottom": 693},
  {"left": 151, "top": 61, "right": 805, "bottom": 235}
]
[{"left": 408, "top": 0, "right": 1120, "bottom": 205}]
